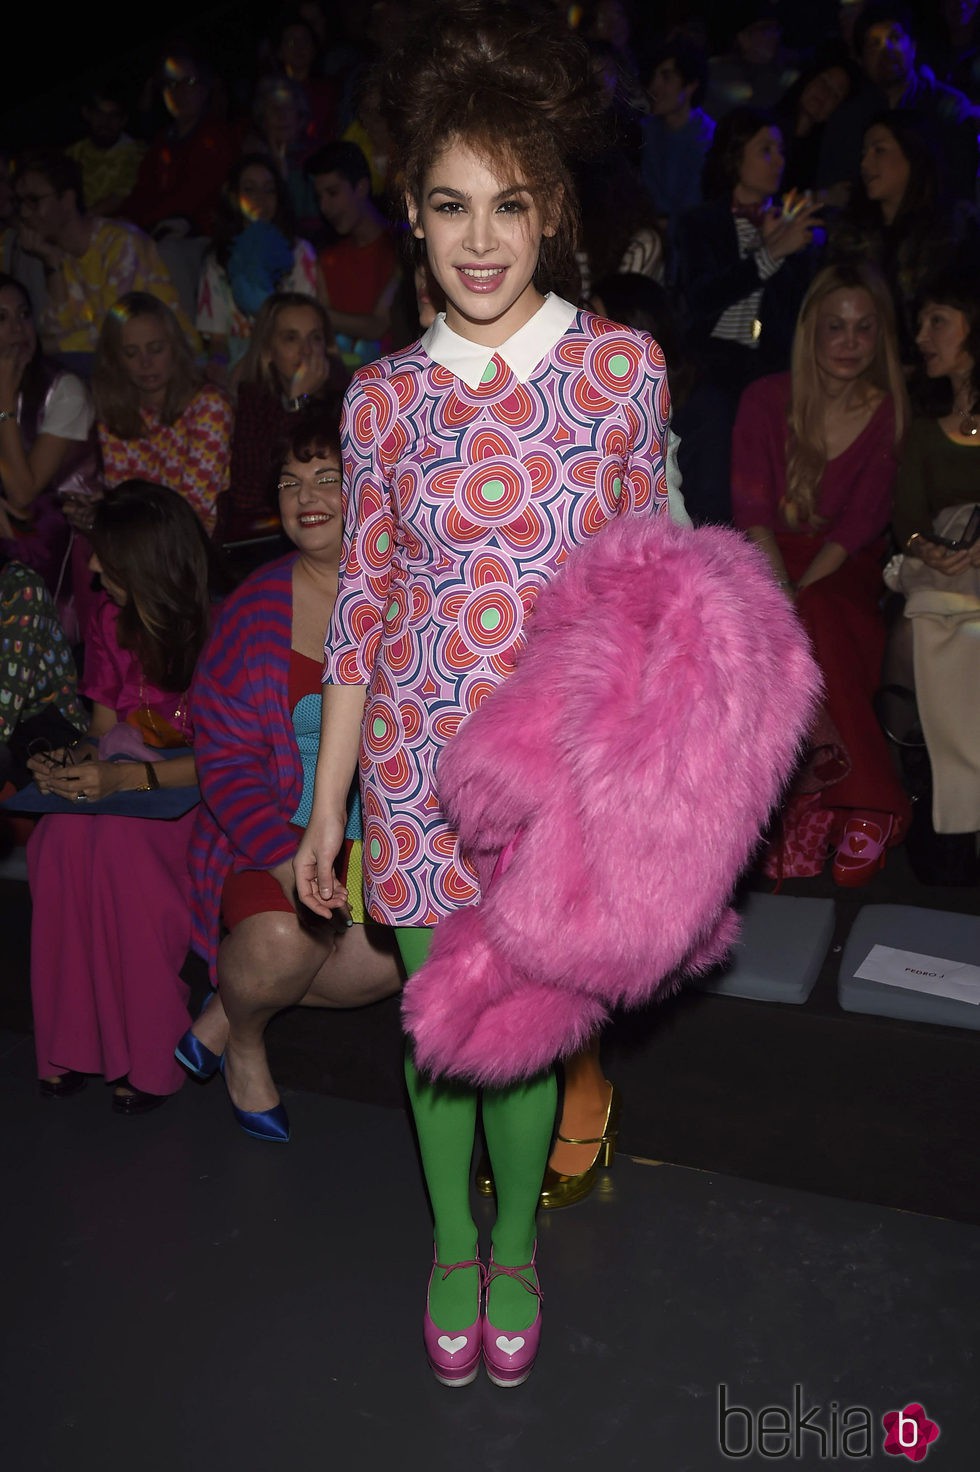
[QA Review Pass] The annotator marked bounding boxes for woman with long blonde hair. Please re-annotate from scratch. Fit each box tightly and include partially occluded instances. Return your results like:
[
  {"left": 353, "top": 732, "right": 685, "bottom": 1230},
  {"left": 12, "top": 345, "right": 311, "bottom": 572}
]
[
  {"left": 94, "top": 292, "right": 232, "bottom": 536},
  {"left": 732, "top": 261, "right": 912, "bottom": 885}
]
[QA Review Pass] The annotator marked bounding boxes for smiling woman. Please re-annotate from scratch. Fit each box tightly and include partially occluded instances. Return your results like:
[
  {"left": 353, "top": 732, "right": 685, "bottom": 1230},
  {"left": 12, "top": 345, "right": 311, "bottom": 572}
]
[
  {"left": 182, "top": 404, "right": 401, "bottom": 1142},
  {"left": 292, "top": 0, "right": 670, "bottom": 1390}
]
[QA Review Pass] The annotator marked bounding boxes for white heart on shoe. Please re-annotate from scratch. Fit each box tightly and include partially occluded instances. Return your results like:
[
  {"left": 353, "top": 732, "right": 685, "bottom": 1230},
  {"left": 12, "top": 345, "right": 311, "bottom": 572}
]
[
  {"left": 437, "top": 1335, "right": 468, "bottom": 1354},
  {"left": 495, "top": 1335, "right": 525, "bottom": 1356}
]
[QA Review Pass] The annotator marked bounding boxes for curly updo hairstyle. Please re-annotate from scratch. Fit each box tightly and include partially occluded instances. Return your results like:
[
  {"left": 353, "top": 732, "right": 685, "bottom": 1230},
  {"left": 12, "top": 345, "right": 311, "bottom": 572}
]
[{"left": 380, "top": 0, "right": 604, "bottom": 297}]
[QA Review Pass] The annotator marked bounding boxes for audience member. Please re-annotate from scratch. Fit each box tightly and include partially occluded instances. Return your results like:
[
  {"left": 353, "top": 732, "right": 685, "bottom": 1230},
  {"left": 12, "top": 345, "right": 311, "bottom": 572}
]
[
  {"left": 896, "top": 273, "right": 980, "bottom": 550},
  {"left": 13, "top": 149, "right": 194, "bottom": 362},
  {"left": 65, "top": 83, "right": 146, "bottom": 218},
  {"left": 269, "top": 10, "right": 339, "bottom": 144},
  {"left": 574, "top": 153, "right": 664, "bottom": 302},
  {"left": 225, "top": 292, "right": 347, "bottom": 541},
  {"left": 816, "top": 3, "right": 979, "bottom": 203},
  {"left": 93, "top": 292, "right": 232, "bottom": 536},
  {"left": 196, "top": 155, "right": 324, "bottom": 380},
  {"left": 776, "top": 49, "right": 860, "bottom": 201},
  {"left": 926, "top": 0, "right": 980, "bottom": 99},
  {"left": 732, "top": 261, "right": 911, "bottom": 884},
  {"left": 829, "top": 111, "right": 979, "bottom": 363},
  {"left": 180, "top": 407, "right": 401, "bottom": 1142},
  {"left": 676, "top": 106, "right": 822, "bottom": 401},
  {"left": 307, "top": 140, "right": 401, "bottom": 367},
  {"left": 339, "top": 77, "right": 394, "bottom": 197},
  {"left": 0, "top": 557, "right": 86, "bottom": 789},
  {"left": 0, "top": 273, "right": 97, "bottom": 597},
  {"left": 26, "top": 483, "right": 213, "bottom": 1112},
  {"left": 244, "top": 76, "right": 321, "bottom": 238},
  {"left": 639, "top": 37, "right": 716, "bottom": 249},
  {"left": 123, "top": 46, "right": 241, "bottom": 239},
  {"left": 886, "top": 269, "right": 980, "bottom": 838},
  {"left": 704, "top": 1, "right": 800, "bottom": 119}
]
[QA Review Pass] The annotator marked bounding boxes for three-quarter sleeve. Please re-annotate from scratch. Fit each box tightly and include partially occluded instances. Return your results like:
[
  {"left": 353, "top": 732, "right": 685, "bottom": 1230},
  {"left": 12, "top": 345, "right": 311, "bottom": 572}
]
[
  {"left": 621, "top": 332, "right": 671, "bottom": 517},
  {"left": 323, "top": 370, "right": 397, "bottom": 685}
]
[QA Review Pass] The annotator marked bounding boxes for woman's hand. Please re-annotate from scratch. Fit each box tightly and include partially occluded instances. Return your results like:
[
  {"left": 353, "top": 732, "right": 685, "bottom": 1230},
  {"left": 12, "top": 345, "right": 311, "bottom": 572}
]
[
  {"left": 761, "top": 198, "right": 823, "bottom": 261},
  {"left": 59, "top": 489, "right": 101, "bottom": 533},
  {"left": 913, "top": 539, "right": 975, "bottom": 577},
  {"left": 29, "top": 752, "right": 144, "bottom": 802},
  {"left": 289, "top": 342, "right": 329, "bottom": 401},
  {"left": 293, "top": 811, "right": 349, "bottom": 918},
  {"left": 15, "top": 227, "right": 64, "bottom": 272}
]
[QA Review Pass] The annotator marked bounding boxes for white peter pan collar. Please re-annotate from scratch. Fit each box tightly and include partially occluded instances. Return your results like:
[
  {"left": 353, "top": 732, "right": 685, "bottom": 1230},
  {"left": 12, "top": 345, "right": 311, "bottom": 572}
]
[{"left": 420, "top": 293, "right": 578, "bottom": 390}]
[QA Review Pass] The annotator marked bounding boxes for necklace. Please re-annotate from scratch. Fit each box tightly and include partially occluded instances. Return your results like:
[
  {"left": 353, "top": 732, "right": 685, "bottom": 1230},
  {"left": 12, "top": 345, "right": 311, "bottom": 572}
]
[{"left": 952, "top": 391, "right": 978, "bottom": 438}]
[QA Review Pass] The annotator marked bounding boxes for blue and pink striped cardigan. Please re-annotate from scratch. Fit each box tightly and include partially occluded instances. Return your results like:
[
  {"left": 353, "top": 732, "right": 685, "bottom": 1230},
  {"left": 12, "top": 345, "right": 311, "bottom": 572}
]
[{"left": 188, "top": 554, "right": 306, "bottom": 984}]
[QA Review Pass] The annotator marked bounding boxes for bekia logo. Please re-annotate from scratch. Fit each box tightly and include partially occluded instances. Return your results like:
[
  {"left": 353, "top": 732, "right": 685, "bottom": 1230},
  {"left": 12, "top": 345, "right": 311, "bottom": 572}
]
[
  {"left": 882, "top": 1403, "right": 941, "bottom": 1461},
  {"left": 717, "top": 1385, "right": 941, "bottom": 1461}
]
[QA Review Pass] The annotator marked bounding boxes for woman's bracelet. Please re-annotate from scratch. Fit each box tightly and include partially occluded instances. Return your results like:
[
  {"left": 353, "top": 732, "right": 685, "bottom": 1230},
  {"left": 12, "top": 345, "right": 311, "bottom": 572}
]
[{"left": 132, "top": 761, "right": 160, "bottom": 793}]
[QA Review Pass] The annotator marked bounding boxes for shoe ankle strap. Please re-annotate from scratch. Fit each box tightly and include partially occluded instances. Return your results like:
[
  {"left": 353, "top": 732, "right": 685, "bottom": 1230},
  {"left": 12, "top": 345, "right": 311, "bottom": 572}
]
[
  {"left": 434, "top": 1255, "right": 485, "bottom": 1285},
  {"left": 486, "top": 1255, "right": 542, "bottom": 1300}
]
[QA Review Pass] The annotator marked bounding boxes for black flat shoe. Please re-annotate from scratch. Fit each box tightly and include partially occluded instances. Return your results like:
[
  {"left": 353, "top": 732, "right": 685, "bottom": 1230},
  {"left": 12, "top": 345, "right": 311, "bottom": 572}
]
[
  {"left": 112, "top": 1086, "right": 168, "bottom": 1116},
  {"left": 39, "top": 1071, "right": 88, "bottom": 1099}
]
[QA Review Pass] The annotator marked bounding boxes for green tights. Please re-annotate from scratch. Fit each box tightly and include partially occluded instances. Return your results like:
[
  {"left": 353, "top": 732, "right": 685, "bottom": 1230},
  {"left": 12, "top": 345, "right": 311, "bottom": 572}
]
[{"left": 397, "top": 927, "right": 556, "bottom": 1335}]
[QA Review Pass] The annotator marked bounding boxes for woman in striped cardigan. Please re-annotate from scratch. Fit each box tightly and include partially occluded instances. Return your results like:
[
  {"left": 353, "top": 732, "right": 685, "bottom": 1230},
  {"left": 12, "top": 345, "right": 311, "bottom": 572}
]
[{"left": 179, "top": 405, "right": 400, "bottom": 1141}]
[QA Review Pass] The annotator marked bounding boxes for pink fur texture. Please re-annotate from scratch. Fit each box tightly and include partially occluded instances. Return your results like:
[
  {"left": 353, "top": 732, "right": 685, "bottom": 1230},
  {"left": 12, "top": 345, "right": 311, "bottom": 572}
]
[{"left": 402, "top": 515, "right": 822, "bottom": 1085}]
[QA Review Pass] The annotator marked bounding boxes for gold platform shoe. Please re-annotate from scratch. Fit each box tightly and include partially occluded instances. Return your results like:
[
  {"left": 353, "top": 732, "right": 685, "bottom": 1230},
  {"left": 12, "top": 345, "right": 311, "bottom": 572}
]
[{"left": 473, "top": 1085, "right": 622, "bottom": 1210}]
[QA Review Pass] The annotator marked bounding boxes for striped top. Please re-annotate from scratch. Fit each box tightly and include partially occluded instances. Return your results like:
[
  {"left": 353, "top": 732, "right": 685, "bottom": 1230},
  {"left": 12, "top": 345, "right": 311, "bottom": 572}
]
[
  {"left": 187, "top": 555, "right": 304, "bottom": 983},
  {"left": 710, "top": 216, "right": 781, "bottom": 348}
]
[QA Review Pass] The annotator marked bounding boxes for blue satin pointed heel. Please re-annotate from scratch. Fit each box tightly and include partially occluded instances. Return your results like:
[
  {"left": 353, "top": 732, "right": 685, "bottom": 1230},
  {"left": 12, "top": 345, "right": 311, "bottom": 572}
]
[
  {"left": 174, "top": 991, "right": 223, "bottom": 1081},
  {"left": 219, "top": 1057, "right": 291, "bottom": 1143}
]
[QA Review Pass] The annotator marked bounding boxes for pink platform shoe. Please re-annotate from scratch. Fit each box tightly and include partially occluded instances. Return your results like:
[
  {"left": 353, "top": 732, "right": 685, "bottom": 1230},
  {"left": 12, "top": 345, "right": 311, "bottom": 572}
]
[
  {"left": 482, "top": 1247, "right": 543, "bottom": 1388},
  {"left": 423, "top": 1249, "right": 484, "bottom": 1388}
]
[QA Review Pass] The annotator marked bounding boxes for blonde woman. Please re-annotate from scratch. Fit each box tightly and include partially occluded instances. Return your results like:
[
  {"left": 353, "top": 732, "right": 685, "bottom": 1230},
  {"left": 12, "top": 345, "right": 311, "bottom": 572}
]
[
  {"left": 732, "top": 261, "right": 911, "bottom": 885},
  {"left": 94, "top": 292, "right": 232, "bottom": 536}
]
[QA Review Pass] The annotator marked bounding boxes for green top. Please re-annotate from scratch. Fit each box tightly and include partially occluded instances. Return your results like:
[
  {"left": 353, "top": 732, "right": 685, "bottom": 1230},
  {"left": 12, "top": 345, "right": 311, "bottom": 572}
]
[{"left": 893, "top": 416, "right": 980, "bottom": 549}]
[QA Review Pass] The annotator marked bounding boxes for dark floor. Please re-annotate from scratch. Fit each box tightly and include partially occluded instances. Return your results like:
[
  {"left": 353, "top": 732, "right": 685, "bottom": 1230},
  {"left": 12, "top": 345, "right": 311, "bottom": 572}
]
[
  {"left": 2, "top": 822, "right": 979, "bottom": 1468},
  {"left": 2, "top": 1024, "right": 978, "bottom": 1472}
]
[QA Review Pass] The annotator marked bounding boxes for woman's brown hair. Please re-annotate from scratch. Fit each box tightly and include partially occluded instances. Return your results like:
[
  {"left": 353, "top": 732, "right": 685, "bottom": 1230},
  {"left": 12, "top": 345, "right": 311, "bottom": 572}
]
[
  {"left": 380, "top": 0, "right": 603, "bottom": 297},
  {"left": 92, "top": 292, "right": 201, "bottom": 439},
  {"left": 237, "top": 292, "right": 337, "bottom": 393},
  {"left": 90, "top": 481, "right": 213, "bottom": 692}
]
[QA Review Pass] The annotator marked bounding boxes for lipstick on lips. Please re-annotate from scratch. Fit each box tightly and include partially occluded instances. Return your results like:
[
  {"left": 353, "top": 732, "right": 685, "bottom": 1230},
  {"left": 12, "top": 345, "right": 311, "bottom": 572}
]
[{"left": 456, "top": 264, "right": 507, "bottom": 293}]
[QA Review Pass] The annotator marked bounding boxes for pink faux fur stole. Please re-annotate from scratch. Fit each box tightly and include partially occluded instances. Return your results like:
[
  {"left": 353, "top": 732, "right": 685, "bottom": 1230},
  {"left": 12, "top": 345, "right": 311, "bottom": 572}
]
[{"left": 402, "top": 514, "right": 822, "bottom": 1085}]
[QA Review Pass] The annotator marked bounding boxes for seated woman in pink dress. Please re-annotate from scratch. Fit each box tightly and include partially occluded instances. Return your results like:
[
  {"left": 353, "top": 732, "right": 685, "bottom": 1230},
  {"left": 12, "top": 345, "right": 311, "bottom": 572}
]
[
  {"left": 93, "top": 292, "right": 233, "bottom": 536},
  {"left": 27, "top": 482, "right": 213, "bottom": 1112},
  {"left": 732, "top": 260, "right": 912, "bottom": 884}
]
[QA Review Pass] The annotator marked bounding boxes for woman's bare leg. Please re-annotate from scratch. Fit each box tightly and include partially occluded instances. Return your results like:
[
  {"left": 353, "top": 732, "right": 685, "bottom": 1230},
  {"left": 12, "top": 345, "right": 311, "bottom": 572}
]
[
  {"left": 547, "top": 1037, "right": 614, "bottom": 1175},
  {"left": 205, "top": 913, "right": 400, "bottom": 1113}
]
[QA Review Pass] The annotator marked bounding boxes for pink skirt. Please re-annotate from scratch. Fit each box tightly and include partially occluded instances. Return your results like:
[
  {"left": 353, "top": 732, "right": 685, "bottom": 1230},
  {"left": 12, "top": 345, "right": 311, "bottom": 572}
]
[{"left": 28, "top": 809, "right": 195, "bottom": 1095}]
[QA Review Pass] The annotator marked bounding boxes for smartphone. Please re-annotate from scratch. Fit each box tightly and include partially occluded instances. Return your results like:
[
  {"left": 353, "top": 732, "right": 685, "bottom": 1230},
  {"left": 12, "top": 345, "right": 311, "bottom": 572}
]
[{"left": 922, "top": 505, "right": 980, "bottom": 552}]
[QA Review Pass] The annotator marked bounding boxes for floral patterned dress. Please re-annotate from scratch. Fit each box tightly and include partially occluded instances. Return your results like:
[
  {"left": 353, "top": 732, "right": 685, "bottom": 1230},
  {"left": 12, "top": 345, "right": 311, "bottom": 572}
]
[{"left": 325, "top": 295, "right": 670, "bottom": 925}]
